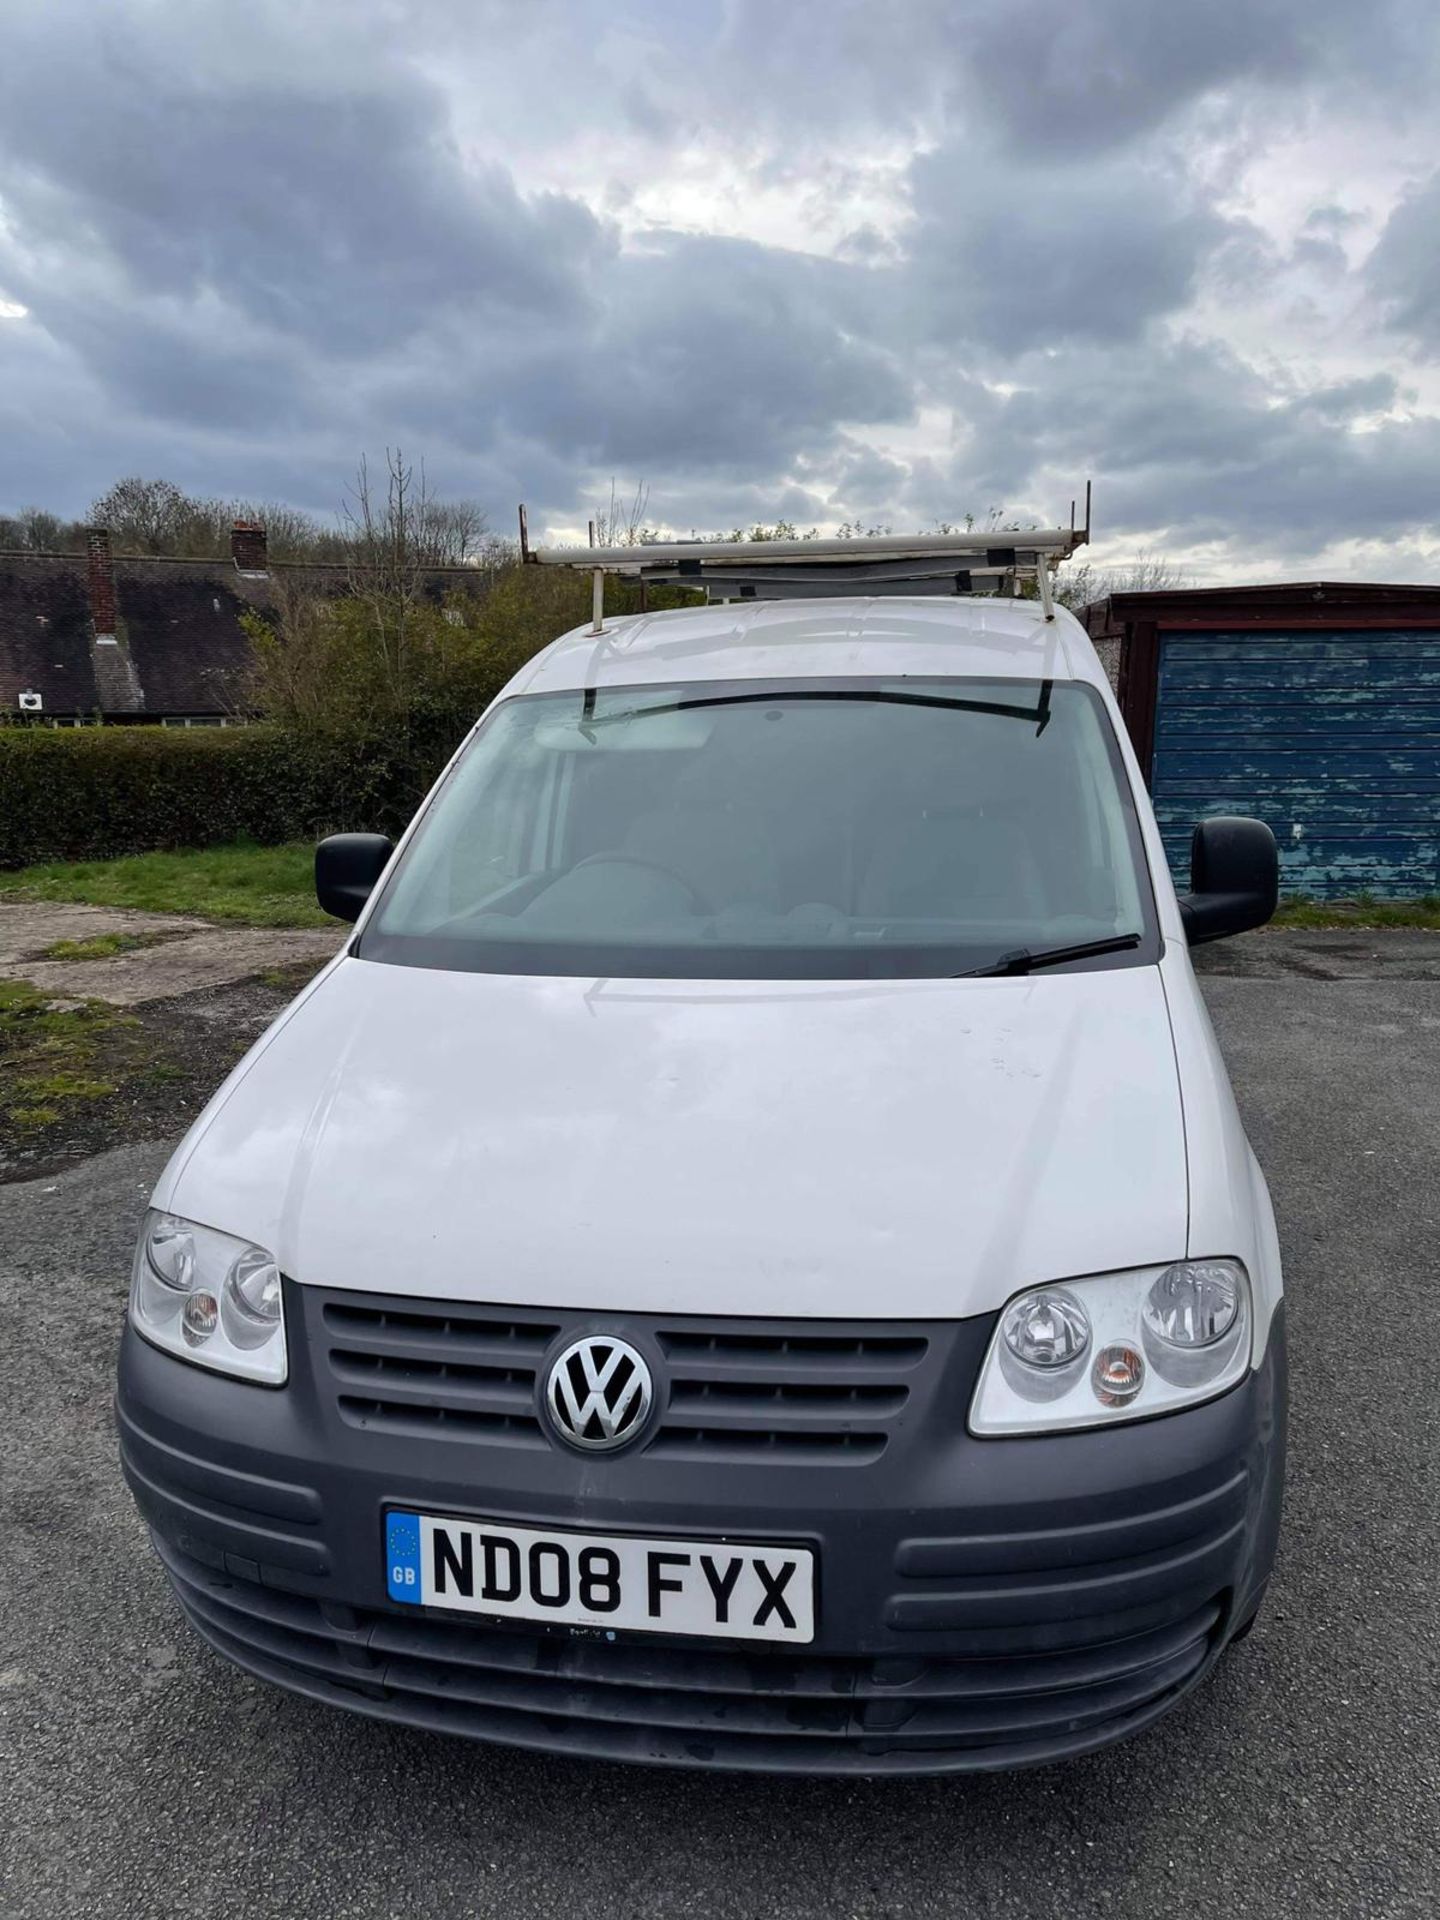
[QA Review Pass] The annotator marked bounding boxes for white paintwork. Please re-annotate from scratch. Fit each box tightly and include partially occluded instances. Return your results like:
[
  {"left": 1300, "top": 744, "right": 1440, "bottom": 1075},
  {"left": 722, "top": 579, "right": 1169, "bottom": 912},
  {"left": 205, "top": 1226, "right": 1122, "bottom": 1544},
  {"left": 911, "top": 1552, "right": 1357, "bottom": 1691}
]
[
  {"left": 149, "top": 598, "right": 1281, "bottom": 1346},
  {"left": 156, "top": 958, "right": 1189, "bottom": 1320},
  {"left": 510, "top": 595, "right": 1077, "bottom": 701}
]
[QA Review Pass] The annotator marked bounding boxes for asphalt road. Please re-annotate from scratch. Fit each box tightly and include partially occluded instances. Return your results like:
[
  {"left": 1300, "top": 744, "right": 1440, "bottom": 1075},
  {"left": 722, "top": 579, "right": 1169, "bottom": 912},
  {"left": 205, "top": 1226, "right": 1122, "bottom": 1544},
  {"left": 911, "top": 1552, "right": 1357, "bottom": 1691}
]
[{"left": 2, "top": 933, "right": 1438, "bottom": 1920}]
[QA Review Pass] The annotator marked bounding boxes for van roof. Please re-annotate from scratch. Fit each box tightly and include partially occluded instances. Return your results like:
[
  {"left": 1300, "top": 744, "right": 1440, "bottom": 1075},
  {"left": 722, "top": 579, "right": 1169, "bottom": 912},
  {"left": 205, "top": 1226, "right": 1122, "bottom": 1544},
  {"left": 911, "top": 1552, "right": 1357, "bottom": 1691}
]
[{"left": 511, "top": 595, "right": 1104, "bottom": 698}]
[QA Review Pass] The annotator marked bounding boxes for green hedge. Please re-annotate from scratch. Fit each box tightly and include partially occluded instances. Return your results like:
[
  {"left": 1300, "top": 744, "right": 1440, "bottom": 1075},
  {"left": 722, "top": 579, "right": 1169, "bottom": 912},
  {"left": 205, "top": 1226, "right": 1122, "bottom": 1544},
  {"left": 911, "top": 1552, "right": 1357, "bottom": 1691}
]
[{"left": 0, "top": 722, "right": 458, "bottom": 869}]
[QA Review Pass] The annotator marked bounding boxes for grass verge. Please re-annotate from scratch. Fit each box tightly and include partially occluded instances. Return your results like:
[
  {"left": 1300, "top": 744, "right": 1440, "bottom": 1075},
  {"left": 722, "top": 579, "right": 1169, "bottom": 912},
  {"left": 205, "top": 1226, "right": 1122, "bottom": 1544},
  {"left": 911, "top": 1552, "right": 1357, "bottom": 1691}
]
[
  {"left": 1272, "top": 893, "right": 1440, "bottom": 930},
  {"left": 0, "top": 841, "right": 328, "bottom": 929}
]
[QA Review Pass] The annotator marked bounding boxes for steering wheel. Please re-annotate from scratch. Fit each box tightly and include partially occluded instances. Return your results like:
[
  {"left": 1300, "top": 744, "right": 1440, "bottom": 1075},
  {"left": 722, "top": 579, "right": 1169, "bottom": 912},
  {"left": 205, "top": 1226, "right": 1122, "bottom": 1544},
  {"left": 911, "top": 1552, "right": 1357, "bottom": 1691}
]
[{"left": 573, "top": 852, "right": 715, "bottom": 915}]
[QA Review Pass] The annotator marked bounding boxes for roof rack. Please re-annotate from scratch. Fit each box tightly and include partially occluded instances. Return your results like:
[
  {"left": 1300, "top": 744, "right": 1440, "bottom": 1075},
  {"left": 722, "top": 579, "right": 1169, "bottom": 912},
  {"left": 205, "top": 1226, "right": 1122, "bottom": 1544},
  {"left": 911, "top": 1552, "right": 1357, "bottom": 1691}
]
[{"left": 519, "top": 485, "right": 1090, "bottom": 633}]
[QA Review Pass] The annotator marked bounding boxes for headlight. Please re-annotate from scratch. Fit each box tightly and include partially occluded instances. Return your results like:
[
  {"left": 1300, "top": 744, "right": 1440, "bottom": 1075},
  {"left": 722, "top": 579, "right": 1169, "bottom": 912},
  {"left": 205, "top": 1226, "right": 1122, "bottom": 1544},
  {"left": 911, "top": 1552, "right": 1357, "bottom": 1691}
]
[
  {"left": 971, "top": 1261, "right": 1251, "bottom": 1436},
  {"left": 129, "top": 1210, "right": 287, "bottom": 1386},
  {"left": 998, "top": 1290, "right": 1090, "bottom": 1402}
]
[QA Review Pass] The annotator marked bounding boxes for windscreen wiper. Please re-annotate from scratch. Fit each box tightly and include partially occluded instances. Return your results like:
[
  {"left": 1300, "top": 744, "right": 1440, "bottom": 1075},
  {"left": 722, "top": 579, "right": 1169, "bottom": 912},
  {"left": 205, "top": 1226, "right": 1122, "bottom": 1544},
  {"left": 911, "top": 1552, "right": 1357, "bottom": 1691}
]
[
  {"left": 957, "top": 933, "right": 1143, "bottom": 978},
  {"left": 573, "top": 686, "right": 1055, "bottom": 731}
]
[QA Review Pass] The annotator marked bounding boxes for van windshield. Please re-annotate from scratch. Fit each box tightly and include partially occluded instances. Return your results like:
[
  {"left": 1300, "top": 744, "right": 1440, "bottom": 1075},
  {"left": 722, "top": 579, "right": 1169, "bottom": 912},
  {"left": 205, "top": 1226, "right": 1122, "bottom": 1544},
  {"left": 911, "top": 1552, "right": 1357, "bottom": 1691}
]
[{"left": 360, "top": 677, "right": 1157, "bottom": 980}]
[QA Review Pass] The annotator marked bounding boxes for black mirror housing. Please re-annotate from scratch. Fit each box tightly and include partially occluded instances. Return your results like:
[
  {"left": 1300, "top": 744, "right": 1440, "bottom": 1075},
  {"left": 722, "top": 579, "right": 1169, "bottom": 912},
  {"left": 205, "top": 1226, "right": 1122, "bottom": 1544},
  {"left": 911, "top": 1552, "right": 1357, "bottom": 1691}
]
[
  {"left": 1178, "top": 816, "right": 1278, "bottom": 945},
  {"left": 316, "top": 833, "right": 394, "bottom": 924}
]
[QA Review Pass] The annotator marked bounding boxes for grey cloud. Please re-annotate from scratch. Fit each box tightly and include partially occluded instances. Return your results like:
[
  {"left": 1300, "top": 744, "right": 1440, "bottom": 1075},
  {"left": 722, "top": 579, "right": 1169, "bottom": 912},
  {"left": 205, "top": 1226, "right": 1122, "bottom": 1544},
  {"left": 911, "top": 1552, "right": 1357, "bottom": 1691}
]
[
  {"left": 618, "top": 81, "right": 681, "bottom": 145},
  {"left": 0, "top": 4, "right": 912, "bottom": 501},
  {"left": 1292, "top": 374, "right": 1398, "bottom": 421},
  {"left": 834, "top": 225, "right": 901, "bottom": 265},
  {"left": 588, "top": 0, "right": 1437, "bottom": 172},
  {"left": 1367, "top": 169, "right": 1440, "bottom": 353},
  {"left": 1303, "top": 204, "right": 1366, "bottom": 237},
  {"left": 1129, "top": 411, "right": 1440, "bottom": 556},
  {"left": 710, "top": 0, "right": 945, "bottom": 140},
  {"left": 0, "top": 316, "right": 333, "bottom": 516},
  {"left": 904, "top": 147, "right": 1229, "bottom": 350},
  {"left": 929, "top": 339, "right": 1439, "bottom": 553},
  {"left": 0, "top": 51, "right": 607, "bottom": 360},
  {"left": 955, "top": 0, "right": 1433, "bottom": 158},
  {"left": 15, "top": 287, "right": 317, "bottom": 432},
  {"left": 492, "top": 236, "right": 914, "bottom": 474},
  {"left": 958, "top": 1, "right": 1302, "bottom": 156},
  {"left": 1289, "top": 235, "right": 1349, "bottom": 273},
  {"left": 802, "top": 438, "right": 916, "bottom": 525}
]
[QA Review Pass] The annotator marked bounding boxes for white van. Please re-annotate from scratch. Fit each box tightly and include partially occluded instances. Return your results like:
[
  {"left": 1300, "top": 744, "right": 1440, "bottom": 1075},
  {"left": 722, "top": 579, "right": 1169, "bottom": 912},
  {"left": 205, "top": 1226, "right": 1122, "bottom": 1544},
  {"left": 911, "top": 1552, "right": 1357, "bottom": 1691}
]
[{"left": 118, "top": 530, "right": 1286, "bottom": 1774}]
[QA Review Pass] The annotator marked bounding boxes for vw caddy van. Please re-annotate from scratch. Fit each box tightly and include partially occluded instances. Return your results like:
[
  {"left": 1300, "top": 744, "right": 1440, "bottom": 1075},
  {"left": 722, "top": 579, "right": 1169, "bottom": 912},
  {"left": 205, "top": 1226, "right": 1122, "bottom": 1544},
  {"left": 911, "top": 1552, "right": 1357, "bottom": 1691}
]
[{"left": 118, "top": 540, "right": 1286, "bottom": 1773}]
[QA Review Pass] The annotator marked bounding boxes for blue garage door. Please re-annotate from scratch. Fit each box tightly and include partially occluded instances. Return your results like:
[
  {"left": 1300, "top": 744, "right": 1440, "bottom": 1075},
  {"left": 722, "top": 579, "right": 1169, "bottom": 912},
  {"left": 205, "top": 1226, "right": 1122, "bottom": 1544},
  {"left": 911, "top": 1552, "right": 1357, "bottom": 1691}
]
[{"left": 1150, "top": 631, "right": 1440, "bottom": 899}]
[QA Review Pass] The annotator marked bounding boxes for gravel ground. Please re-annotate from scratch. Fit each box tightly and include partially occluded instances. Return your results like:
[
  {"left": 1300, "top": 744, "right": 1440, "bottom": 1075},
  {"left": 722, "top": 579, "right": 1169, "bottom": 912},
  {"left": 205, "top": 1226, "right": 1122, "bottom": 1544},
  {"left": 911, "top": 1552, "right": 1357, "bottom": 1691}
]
[
  {"left": 0, "top": 971, "right": 320, "bottom": 1184},
  {"left": 1, "top": 937, "right": 1437, "bottom": 1920}
]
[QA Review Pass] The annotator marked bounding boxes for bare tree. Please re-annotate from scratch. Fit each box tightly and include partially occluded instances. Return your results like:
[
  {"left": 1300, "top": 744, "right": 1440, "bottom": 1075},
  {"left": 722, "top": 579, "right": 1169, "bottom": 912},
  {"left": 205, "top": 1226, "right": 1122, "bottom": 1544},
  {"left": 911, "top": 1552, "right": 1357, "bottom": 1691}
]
[
  {"left": 592, "top": 479, "right": 653, "bottom": 548},
  {"left": 414, "top": 497, "right": 491, "bottom": 566},
  {"left": 1054, "top": 552, "right": 1192, "bottom": 611},
  {"left": 338, "top": 449, "right": 463, "bottom": 708},
  {"left": 88, "top": 476, "right": 198, "bottom": 552},
  {"left": 0, "top": 506, "right": 85, "bottom": 551},
  {"left": 231, "top": 571, "right": 326, "bottom": 724},
  {"left": 10, "top": 467, "right": 487, "bottom": 566}
]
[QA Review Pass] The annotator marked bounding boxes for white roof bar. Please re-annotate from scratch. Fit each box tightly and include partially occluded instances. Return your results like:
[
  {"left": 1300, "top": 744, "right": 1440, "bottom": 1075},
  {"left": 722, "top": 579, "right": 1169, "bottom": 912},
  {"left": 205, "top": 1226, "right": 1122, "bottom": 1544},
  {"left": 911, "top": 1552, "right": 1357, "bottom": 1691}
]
[
  {"left": 518, "top": 487, "right": 1089, "bottom": 632},
  {"left": 527, "top": 527, "right": 1080, "bottom": 569}
]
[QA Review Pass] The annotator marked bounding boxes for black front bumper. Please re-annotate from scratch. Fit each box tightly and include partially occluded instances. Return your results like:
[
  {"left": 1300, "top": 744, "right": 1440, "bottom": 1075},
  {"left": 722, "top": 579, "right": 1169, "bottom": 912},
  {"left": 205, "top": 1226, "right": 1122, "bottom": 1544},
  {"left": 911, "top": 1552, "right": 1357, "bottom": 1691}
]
[{"left": 117, "top": 1286, "right": 1286, "bottom": 1774}]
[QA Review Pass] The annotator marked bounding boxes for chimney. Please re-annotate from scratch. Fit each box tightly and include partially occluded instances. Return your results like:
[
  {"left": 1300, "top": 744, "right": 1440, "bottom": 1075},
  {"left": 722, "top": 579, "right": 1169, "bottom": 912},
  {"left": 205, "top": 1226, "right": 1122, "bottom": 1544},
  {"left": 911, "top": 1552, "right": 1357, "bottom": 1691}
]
[
  {"left": 231, "top": 520, "right": 268, "bottom": 572},
  {"left": 84, "top": 525, "right": 144, "bottom": 712},
  {"left": 86, "top": 526, "right": 118, "bottom": 640}
]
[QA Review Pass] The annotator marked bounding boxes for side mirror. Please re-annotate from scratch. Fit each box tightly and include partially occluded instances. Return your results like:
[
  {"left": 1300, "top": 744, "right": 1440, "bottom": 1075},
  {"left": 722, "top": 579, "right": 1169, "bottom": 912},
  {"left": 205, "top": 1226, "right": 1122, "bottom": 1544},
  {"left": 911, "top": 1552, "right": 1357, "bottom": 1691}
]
[
  {"left": 316, "top": 833, "right": 394, "bottom": 924},
  {"left": 1178, "top": 816, "right": 1278, "bottom": 945}
]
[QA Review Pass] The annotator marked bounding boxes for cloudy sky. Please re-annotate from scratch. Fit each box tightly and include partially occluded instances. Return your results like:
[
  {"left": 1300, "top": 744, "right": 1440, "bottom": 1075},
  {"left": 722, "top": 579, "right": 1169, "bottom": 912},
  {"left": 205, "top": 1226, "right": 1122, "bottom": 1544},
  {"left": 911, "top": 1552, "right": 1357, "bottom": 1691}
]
[{"left": 2, "top": 0, "right": 1439, "bottom": 580}]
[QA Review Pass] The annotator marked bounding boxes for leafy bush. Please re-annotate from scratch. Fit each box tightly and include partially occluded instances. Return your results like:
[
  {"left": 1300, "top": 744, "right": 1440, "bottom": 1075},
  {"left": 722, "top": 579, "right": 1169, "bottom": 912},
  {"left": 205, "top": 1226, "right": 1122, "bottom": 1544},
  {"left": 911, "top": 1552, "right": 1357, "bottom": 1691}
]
[
  {"left": 243, "top": 560, "right": 632, "bottom": 734},
  {"left": 240, "top": 559, "right": 696, "bottom": 838}
]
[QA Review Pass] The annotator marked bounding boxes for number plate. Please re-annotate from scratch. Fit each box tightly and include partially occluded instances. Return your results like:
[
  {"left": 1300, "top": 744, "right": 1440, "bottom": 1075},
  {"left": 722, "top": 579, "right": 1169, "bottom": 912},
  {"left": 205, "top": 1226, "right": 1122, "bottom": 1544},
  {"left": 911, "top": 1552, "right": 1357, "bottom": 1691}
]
[{"left": 385, "top": 1510, "right": 815, "bottom": 1644}]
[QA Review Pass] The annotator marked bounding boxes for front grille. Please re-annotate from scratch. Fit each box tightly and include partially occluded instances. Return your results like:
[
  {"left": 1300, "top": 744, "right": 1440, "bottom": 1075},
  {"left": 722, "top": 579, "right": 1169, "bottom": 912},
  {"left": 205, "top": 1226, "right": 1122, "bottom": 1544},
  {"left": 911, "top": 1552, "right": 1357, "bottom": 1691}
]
[
  {"left": 316, "top": 1292, "right": 929, "bottom": 1465},
  {"left": 324, "top": 1301, "right": 560, "bottom": 1447},
  {"left": 650, "top": 1324, "right": 925, "bottom": 1463},
  {"left": 157, "top": 1533, "right": 1224, "bottom": 1774}
]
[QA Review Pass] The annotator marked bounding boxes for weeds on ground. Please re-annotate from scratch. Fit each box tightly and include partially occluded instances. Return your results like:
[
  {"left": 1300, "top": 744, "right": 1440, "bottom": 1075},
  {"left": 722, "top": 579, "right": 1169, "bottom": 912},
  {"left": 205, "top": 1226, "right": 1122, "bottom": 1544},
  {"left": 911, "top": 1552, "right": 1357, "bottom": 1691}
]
[
  {"left": 39, "top": 932, "right": 169, "bottom": 962},
  {"left": 1272, "top": 893, "right": 1440, "bottom": 931},
  {"left": 0, "top": 981, "right": 134, "bottom": 1132}
]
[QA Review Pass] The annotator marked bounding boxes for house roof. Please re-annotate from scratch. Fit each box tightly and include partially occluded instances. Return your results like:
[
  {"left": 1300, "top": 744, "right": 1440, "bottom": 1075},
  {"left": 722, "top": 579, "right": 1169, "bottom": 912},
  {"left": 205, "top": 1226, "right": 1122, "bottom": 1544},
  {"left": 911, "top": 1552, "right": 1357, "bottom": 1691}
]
[
  {"left": 118, "top": 560, "right": 264, "bottom": 715},
  {"left": 0, "top": 556, "right": 95, "bottom": 713},
  {"left": 0, "top": 547, "right": 486, "bottom": 717}
]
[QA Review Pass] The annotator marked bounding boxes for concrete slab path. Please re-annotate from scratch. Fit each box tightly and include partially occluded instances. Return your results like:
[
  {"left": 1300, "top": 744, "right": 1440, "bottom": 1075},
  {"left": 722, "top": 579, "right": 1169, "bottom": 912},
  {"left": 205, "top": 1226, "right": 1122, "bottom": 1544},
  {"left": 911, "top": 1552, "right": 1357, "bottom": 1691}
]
[{"left": 0, "top": 902, "right": 344, "bottom": 1006}]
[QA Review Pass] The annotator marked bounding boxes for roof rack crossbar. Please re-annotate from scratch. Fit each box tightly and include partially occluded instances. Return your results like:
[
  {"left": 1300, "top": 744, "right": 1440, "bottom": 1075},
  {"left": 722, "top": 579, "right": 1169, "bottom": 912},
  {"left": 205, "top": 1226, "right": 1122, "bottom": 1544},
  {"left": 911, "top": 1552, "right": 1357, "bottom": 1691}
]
[
  {"left": 527, "top": 527, "right": 1080, "bottom": 569},
  {"left": 518, "top": 491, "right": 1090, "bottom": 626},
  {"left": 644, "top": 555, "right": 1043, "bottom": 585}
]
